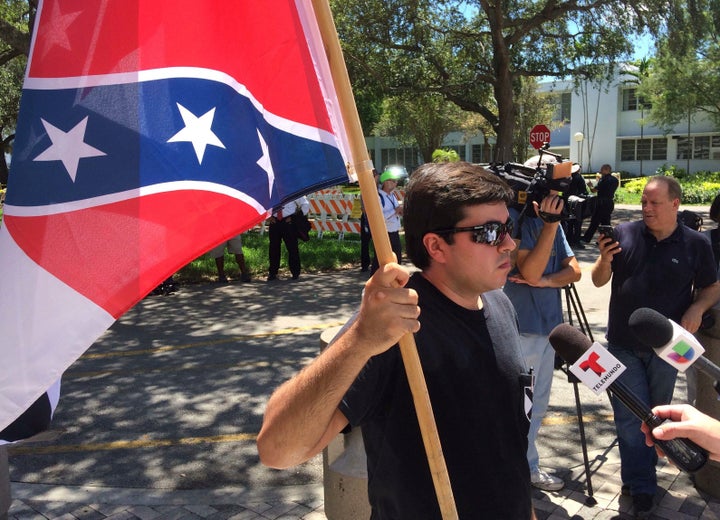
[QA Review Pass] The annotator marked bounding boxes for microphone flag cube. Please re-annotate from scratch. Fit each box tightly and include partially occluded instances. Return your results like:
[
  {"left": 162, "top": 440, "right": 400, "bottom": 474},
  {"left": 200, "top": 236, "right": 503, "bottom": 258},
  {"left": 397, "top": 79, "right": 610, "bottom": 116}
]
[
  {"left": 569, "top": 342, "right": 627, "bottom": 395},
  {"left": 655, "top": 321, "right": 706, "bottom": 372}
]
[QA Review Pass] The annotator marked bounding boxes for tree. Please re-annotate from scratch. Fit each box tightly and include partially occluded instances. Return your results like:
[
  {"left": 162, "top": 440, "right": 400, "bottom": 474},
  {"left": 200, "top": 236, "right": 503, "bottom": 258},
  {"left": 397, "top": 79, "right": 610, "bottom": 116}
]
[
  {"left": 513, "top": 76, "right": 556, "bottom": 163},
  {"left": 373, "top": 92, "right": 468, "bottom": 163},
  {"left": 331, "top": 0, "right": 665, "bottom": 162},
  {"left": 640, "top": 1, "right": 720, "bottom": 133},
  {"left": 0, "top": 0, "right": 34, "bottom": 186}
]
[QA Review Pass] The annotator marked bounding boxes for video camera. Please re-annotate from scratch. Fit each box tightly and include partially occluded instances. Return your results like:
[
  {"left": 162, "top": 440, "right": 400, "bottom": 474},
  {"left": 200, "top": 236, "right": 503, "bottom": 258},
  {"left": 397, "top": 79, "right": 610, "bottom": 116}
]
[{"left": 489, "top": 145, "right": 573, "bottom": 215}]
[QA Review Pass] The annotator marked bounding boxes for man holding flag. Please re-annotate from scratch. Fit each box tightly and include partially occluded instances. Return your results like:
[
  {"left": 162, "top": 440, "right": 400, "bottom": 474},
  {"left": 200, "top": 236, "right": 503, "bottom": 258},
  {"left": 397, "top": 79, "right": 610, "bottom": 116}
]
[{"left": 258, "top": 162, "right": 536, "bottom": 519}]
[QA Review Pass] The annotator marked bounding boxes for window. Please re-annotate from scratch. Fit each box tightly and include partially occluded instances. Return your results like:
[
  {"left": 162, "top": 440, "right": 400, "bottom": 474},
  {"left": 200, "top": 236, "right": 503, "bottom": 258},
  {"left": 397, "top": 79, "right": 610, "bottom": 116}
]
[
  {"left": 621, "top": 140, "right": 636, "bottom": 161},
  {"left": 652, "top": 139, "right": 667, "bottom": 160},
  {"left": 551, "top": 92, "right": 572, "bottom": 122},
  {"left": 676, "top": 137, "right": 690, "bottom": 159},
  {"left": 674, "top": 135, "right": 719, "bottom": 160},
  {"left": 471, "top": 144, "right": 484, "bottom": 163},
  {"left": 622, "top": 88, "right": 651, "bottom": 112},
  {"left": 381, "top": 147, "right": 419, "bottom": 170},
  {"left": 621, "top": 138, "right": 667, "bottom": 161},
  {"left": 637, "top": 139, "right": 651, "bottom": 160},
  {"left": 694, "top": 136, "right": 710, "bottom": 159}
]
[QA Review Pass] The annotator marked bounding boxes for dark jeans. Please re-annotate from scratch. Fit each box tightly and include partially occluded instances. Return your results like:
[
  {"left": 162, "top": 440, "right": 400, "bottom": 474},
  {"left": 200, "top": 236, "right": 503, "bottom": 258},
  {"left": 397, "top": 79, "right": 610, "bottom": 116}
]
[
  {"left": 360, "top": 213, "right": 372, "bottom": 270},
  {"left": 608, "top": 344, "right": 678, "bottom": 496},
  {"left": 583, "top": 198, "right": 614, "bottom": 241},
  {"left": 268, "top": 219, "right": 300, "bottom": 278}
]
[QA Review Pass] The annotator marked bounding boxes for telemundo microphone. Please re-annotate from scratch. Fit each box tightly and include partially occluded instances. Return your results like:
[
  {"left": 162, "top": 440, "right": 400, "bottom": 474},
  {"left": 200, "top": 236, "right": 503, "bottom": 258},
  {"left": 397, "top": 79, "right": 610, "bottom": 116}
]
[
  {"left": 628, "top": 307, "right": 720, "bottom": 395},
  {"left": 548, "top": 323, "right": 708, "bottom": 473}
]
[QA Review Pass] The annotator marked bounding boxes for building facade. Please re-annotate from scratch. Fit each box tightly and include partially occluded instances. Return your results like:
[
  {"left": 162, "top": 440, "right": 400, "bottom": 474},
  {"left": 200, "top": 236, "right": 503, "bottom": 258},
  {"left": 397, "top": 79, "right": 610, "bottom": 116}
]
[
  {"left": 541, "top": 68, "right": 720, "bottom": 176},
  {"left": 367, "top": 65, "right": 720, "bottom": 176}
]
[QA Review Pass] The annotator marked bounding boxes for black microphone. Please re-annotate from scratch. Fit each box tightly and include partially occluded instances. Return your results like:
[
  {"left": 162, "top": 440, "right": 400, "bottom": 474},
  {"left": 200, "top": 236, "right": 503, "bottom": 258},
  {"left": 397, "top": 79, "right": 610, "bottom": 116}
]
[
  {"left": 629, "top": 307, "right": 720, "bottom": 388},
  {"left": 548, "top": 323, "right": 708, "bottom": 473}
]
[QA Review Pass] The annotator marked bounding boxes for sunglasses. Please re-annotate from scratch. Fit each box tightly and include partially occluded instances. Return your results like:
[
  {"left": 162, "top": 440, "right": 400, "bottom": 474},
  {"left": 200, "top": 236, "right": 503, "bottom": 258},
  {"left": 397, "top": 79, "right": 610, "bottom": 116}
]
[{"left": 431, "top": 219, "right": 514, "bottom": 246}]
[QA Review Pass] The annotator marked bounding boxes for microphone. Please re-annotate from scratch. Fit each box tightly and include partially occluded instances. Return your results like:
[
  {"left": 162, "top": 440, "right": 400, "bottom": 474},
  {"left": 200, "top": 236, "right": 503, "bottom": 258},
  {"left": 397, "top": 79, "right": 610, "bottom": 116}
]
[
  {"left": 628, "top": 307, "right": 720, "bottom": 386},
  {"left": 548, "top": 323, "right": 708, "bottom": 473}
]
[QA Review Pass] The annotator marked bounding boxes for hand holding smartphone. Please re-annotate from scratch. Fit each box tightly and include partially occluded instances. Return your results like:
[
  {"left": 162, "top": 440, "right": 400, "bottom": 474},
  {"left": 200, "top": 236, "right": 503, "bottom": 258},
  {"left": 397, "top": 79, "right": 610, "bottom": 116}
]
[{"left": 598, "top": 225, "right": 616, "bottom": 242}]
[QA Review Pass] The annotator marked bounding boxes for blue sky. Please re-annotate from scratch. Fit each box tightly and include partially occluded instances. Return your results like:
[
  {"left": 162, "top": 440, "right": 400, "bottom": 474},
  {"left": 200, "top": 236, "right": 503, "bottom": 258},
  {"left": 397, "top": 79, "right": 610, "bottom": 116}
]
[{"left": 631, "top": 33, "right": 655, "bottom": 59}]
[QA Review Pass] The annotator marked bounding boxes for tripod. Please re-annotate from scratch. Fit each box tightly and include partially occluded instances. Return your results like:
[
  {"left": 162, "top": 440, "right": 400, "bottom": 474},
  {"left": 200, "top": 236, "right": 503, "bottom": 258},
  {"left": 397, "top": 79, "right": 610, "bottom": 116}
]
[{"left": 561, "top": 282, "right": 597, "bottom": 504}]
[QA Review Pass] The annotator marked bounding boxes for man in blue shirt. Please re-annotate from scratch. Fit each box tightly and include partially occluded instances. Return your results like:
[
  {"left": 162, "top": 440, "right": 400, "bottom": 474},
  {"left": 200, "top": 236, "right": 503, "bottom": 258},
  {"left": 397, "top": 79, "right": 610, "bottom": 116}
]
[{"left": 504, "top": 189, "right": 581, "bottom": 491}]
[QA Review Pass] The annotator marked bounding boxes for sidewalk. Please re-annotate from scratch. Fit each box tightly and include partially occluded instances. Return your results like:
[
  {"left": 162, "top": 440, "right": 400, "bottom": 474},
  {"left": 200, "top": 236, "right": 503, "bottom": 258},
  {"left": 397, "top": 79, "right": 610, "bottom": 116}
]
[{"left": 8, "top": 204, "right": 720, "bottom": 520}]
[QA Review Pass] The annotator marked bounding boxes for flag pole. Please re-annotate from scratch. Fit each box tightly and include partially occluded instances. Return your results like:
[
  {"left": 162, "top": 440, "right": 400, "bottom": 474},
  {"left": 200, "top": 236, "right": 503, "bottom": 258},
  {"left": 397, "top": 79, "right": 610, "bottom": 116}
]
[{"left": 310, "top": 2, "right": 458, "bottom": 518}]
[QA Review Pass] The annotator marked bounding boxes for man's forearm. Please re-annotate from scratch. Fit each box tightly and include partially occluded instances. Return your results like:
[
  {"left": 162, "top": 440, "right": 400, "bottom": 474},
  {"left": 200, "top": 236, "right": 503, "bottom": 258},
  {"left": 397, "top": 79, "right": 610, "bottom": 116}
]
[
  {"left": 257, "top": 324, "right": 372, "bottom": 468},
  {"left": 693, "top": 282, "right": 720, "bottom": 314},
  {"left": 591, "top": 257, "right": 612, "bottom": 287},
  {"left": 518, "top": 224, "right": 559, "bottom": 283}
]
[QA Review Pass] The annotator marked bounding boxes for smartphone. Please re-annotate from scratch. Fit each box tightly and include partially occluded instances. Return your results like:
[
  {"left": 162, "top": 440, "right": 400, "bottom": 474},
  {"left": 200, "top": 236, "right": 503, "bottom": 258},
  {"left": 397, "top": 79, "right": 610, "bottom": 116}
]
[{"left": 598, "top": 225, "right": 616, "bottom": 242}]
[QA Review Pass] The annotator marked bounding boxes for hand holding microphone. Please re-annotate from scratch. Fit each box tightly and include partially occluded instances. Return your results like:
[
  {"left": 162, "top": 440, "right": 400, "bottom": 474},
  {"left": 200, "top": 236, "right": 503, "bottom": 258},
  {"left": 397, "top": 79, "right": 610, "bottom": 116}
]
[
  {"left": 548, "top": 324, "right": 708, "bottom": 473},
  {"left": 642, "top": 404, "right": 720, "bottom": 463}
]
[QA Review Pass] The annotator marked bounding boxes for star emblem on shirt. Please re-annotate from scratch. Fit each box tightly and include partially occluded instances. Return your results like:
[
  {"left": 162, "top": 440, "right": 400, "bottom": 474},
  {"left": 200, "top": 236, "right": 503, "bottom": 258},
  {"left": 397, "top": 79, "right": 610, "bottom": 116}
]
[
  {"left": 167, "top": 103, "right": 226, "bottom": 164},
  {"left": 33, "top": 117, "right": 106, "bottom": 182}
]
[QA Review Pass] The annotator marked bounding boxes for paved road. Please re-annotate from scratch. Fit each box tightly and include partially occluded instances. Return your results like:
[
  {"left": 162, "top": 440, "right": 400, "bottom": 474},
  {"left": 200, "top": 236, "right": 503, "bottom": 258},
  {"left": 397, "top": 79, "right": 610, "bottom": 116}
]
[{"left": 7, "top": 203, "right": 720, "bottom": 519}]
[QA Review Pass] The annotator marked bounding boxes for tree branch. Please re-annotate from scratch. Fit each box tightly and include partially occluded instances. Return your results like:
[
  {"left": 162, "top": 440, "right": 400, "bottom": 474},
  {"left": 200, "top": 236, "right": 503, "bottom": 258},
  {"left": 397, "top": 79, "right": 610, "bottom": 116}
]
[{"left": 0, "top": 17, "right": 30, "bottom": 57}]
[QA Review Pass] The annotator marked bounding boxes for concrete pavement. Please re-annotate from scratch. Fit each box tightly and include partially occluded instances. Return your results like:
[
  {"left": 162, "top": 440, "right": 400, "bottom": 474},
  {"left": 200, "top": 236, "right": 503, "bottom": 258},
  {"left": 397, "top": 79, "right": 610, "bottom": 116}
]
[{"left": 8, "top": 204, "right": 720, "bottom": 520}]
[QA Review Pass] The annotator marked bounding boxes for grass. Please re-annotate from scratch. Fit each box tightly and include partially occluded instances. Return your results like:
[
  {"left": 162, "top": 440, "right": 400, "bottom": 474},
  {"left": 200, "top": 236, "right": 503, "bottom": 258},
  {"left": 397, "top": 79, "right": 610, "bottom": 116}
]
[
  {"left": 174, "top": 229, "right": 366, "bottom": 284},
  {"left": 615, "top": 168, "right": 720, "bottom": 205}
]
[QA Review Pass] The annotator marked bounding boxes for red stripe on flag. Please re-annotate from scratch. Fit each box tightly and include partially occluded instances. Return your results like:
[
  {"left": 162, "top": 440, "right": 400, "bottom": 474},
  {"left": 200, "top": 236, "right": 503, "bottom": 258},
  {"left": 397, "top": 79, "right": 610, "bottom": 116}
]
[
  {"left": 29, "top": 0, "right": 331, "bottom": 132},
  {"left": 5, "top": 191, "right": 263, "bottom": 318}
]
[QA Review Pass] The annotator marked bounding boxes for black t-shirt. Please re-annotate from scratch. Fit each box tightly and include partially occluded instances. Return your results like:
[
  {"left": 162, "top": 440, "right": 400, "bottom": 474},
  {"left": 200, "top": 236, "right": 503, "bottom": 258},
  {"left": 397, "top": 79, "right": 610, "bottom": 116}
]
[{"left": 339, "top": 273, "right": 532, "bottom": 519}]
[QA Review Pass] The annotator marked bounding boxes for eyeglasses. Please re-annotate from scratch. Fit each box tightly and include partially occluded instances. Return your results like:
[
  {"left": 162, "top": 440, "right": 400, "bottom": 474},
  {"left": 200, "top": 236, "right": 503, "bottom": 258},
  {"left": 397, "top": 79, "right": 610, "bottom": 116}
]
[{"left": 431, "top": 219, "right": 514, "bottom": 246}]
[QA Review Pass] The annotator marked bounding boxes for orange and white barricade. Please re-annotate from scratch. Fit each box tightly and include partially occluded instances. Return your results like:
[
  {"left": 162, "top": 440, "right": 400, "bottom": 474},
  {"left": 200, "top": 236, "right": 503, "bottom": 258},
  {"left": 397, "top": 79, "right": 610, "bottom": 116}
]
[{"left": 307, "top": 190, "right": 360, "bottom": 239}]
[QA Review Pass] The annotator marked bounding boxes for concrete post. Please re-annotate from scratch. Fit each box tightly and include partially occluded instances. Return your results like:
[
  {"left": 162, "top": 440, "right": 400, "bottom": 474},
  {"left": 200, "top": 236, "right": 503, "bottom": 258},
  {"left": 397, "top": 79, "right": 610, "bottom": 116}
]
[
  {"left": 319, "top": 325, "right": 371, "bottom": 520},
  {"left": 693, "top": 307, "right": 720, "bottom": 499}
]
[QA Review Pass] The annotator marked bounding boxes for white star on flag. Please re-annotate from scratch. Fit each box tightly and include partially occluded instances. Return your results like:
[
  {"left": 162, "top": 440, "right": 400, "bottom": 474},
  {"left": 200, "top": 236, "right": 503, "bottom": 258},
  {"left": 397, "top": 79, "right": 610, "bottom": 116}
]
[
  {"left": 167, "top": 103, "right": 225, "bottom": 164},
  {"left": 256, "top": 130, "right": 275, "bottom": 197},
  {"left": 34, "top": 116, "right": 106, "bottom": 182},
  {"left": 36, "top": 1, "right": 82, "bottom": 60}
]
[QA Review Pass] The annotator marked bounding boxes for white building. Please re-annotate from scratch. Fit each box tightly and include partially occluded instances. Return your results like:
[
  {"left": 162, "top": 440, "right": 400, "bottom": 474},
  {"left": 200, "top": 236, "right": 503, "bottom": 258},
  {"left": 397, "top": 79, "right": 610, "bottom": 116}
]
[
  {"left": 541, "top": 67, "right": 720, "bottom": 176},
  {"left": 366, "top": 66, "right": 720, "bottom": 176}
]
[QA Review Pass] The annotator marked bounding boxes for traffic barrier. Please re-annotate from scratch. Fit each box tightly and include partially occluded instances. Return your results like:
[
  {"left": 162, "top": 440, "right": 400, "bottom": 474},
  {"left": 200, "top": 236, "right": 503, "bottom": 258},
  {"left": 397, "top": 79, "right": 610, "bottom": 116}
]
[
  {"left": 255, "top": 188, "right": 406, "bottom": 240},
  {"left": 307, "top": 190, "right": 360, "bottom": 240}
]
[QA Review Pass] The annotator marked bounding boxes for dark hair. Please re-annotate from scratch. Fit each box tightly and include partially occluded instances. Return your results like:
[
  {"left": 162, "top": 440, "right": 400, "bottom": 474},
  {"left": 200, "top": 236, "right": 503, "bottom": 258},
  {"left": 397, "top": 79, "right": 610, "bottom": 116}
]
[
  {"left": 710, "top": 192, "right": 720, "bottom": 223},
  {"left": 404, "top": 162, "right": 514, "bottom": 269}
]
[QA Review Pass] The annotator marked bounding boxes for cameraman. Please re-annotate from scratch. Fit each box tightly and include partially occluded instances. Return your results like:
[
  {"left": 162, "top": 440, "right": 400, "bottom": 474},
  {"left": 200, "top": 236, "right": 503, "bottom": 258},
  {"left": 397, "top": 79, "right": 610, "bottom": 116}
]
[
  {"left": 562, "top": 164, "right": 589, "bottom": 248},
  {"left": 504, "top": 181, "right": 582, "bottom": 491}
]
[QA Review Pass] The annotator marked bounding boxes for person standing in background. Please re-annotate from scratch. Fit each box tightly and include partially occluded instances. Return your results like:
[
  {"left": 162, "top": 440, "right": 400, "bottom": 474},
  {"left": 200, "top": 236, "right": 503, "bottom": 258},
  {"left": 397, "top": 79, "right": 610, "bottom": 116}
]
[
  {"left": 562, "top": 164, "right": 589, "bottom": 248},
  {"left": 371, "top": 168, "right": 404, "bottom": 273},
  {"left": 267, "top": 196, "right": 310, "bottom": 281},
  {"left": 582, "top": 164, "right": 619, "bottom": 243},
  {"left": 209, "top": 233, "right": 251, "bottom": 283},
  {"left": 360, "top": 169, "right": 380, "bottom": 272}
]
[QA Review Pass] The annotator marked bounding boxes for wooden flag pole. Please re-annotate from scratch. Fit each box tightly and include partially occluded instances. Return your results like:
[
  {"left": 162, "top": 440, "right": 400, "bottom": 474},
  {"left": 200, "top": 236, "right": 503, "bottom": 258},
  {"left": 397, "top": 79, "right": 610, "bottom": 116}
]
[{"left": 310, "top": 2, "right": 458, "bottom": 518}]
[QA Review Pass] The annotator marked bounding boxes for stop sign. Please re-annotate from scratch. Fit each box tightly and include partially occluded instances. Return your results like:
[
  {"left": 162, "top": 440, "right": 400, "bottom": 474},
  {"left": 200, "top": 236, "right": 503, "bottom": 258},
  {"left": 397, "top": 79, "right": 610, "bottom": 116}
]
[{"left": 529, "top": 124, "right": 551, "bottom": 150}]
